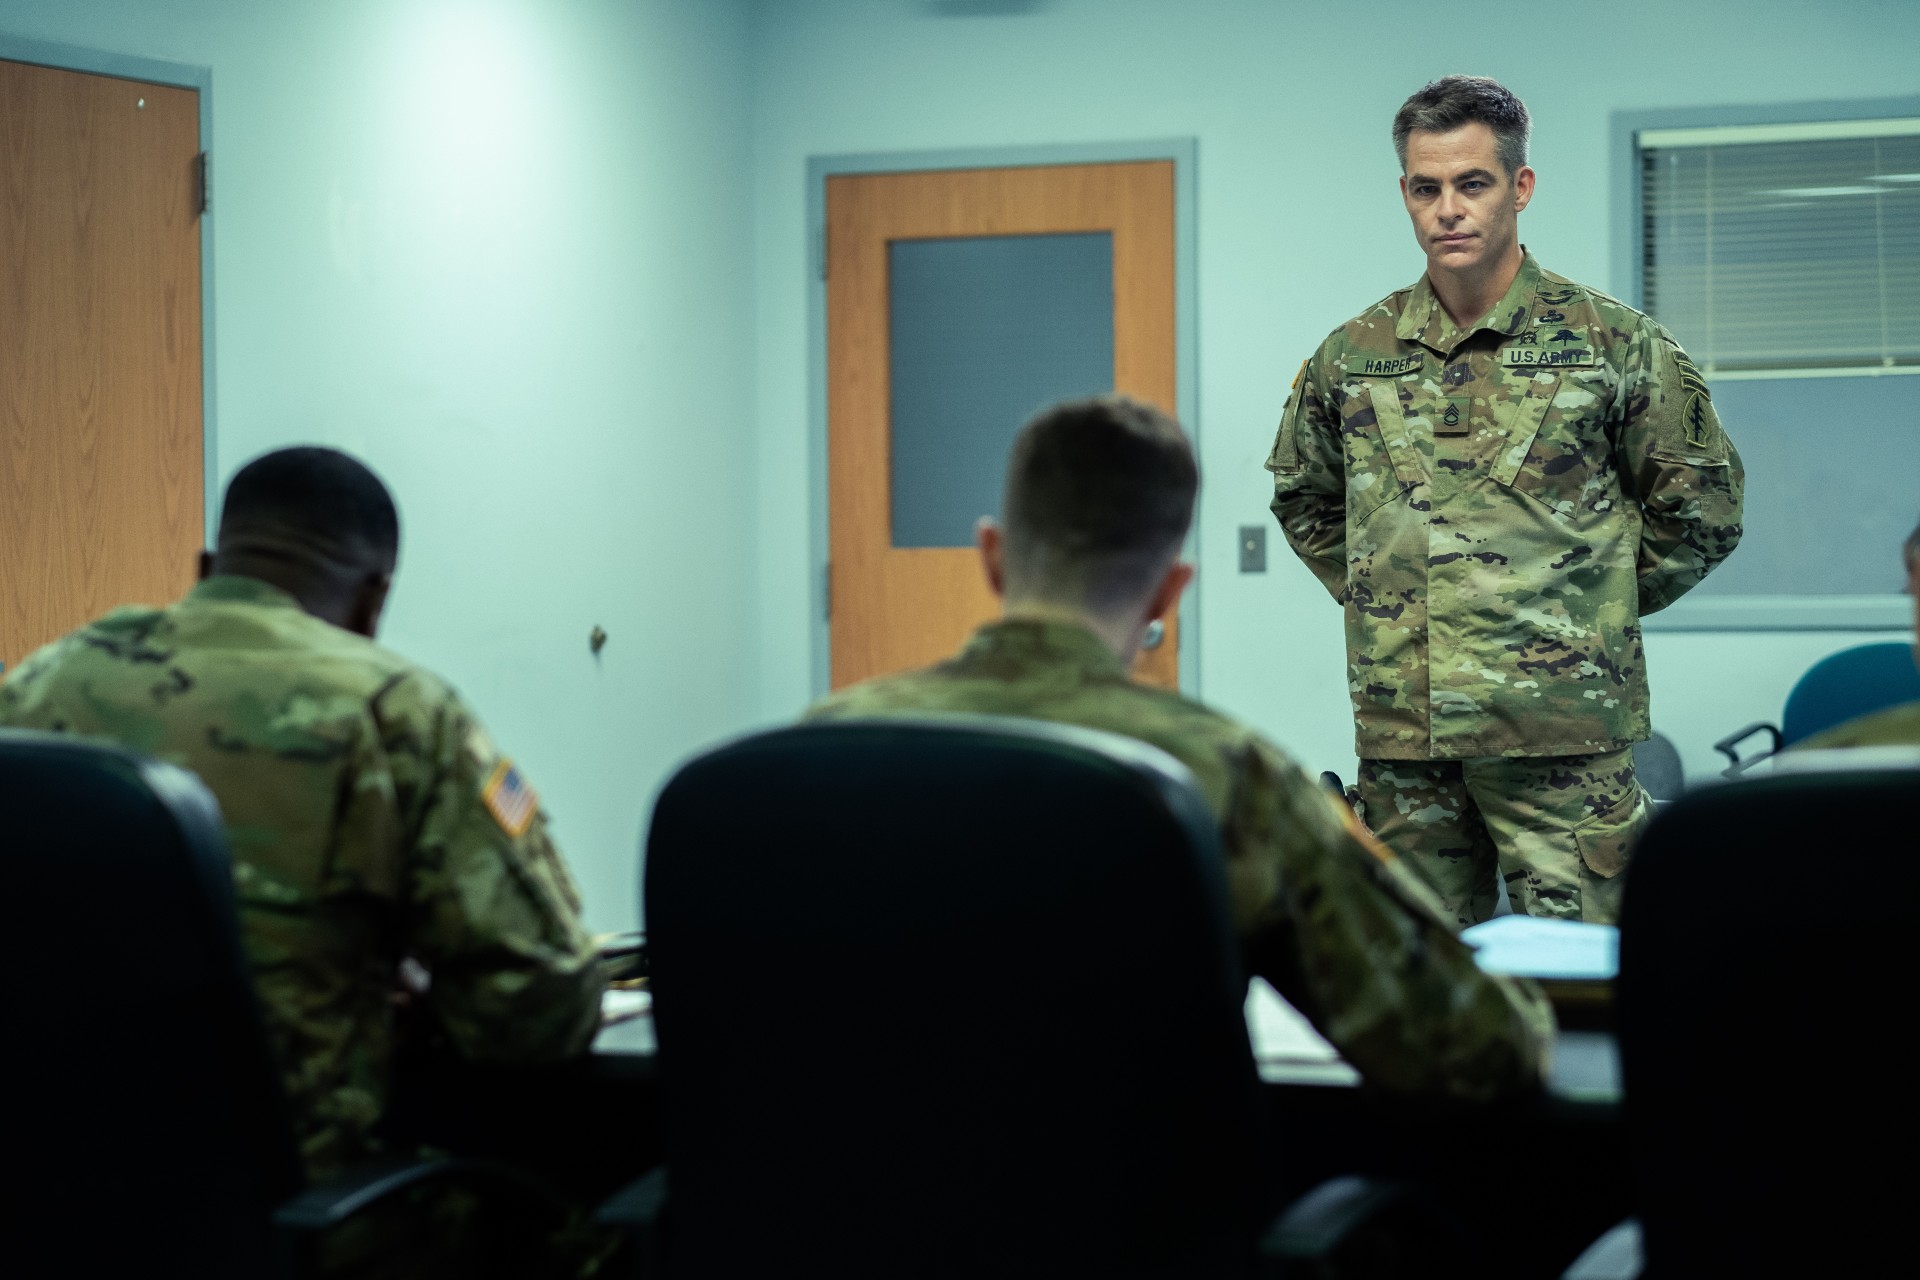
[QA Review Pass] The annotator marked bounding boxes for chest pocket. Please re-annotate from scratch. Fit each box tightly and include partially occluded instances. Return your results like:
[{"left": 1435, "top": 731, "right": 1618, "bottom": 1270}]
[
  {"left": 1337, "top": 371, "right": 1427, "bottom": 523},
  {"left": 1492, "top": 366, "right": 1619, "bottom": 517}
]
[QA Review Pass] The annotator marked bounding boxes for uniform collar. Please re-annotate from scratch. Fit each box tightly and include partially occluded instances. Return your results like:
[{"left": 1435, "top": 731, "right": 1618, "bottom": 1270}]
[
  {"left": 187, "top": 575, "right": 307, "bottom": 611},
  {"left": 1397, "top": 247, "right": 1543, "bottom": 353},
  {"left": 961, "top": 617, "right": 1130, "bottom": 680}
]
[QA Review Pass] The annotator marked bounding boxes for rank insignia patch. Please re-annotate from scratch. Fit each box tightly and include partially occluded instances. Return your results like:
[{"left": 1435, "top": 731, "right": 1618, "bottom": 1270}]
[
  {"left": 1437, "top": 395, "right": 1472, "bottom": 436},
  {"left": 482, "top": 759, "right": 539, "bottom": 838}
]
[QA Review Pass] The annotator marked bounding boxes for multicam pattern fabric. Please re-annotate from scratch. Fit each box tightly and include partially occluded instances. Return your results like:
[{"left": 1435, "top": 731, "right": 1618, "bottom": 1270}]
[
  {"left": 0, "top": 576, "right": 605, "bottom": 1178},
  {"left": 1793, "top": 701, "right": 1920, "bottom": 750},
  {"left": 1267, "top": 251, "right": 1745, "bottom": 760},
  {"left": 1357, "top": 748, "right": 1649, "bottom": 926},
  {"left": 808, "top": 619, "right": 1555, "bottom": 1101}
]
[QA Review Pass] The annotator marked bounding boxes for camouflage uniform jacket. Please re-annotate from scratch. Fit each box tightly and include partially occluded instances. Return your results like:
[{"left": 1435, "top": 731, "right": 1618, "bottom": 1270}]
[
  {"left": 1267, "top": 250, "right": 1744, "bottom": 760},
  {"left": 808, "top": 619, "right": 1556, "bottom": 1101},
  {"left": 0, "top": 576, "right": 606, "bottom": 1178}
]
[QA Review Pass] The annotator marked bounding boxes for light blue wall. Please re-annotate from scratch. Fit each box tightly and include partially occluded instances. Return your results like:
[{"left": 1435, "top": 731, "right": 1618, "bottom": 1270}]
[
  {"left": 1, "top": 0, "right": 760, "bottom": 931},
  {"left": 748, "top": 0, "right": 1920, "bottom": 782},
  {"left": 7, "top": 0, "right": 1918, "bottom": 923}
]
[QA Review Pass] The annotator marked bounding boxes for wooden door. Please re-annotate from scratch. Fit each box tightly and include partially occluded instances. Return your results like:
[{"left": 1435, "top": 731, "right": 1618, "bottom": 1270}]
[
  {"left": 826, "top": 162, "right": 1178, "bottom": 691},
  {"left": 1, "top": 59, "right": 203, "bottom": 672}
]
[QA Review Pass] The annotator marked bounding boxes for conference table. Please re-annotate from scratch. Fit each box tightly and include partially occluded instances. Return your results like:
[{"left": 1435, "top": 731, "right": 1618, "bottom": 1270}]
[
  {"left": 594, "top": 982, "right": 1625, "bottom": 1273},
  {"left": 390, "top": 984, "right": 1627, "bottom": 1277}
]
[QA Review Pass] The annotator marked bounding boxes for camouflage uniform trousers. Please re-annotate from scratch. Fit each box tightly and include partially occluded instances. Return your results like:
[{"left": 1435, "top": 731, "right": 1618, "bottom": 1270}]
[{"left": 1356, "top": 747, "right": 1650, "bottom": 926}]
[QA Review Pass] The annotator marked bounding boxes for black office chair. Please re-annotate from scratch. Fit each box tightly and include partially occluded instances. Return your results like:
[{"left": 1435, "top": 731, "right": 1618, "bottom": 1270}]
[
  {"left": 610, "top": 716, "right": 1465, "bottom": 1279},
  {"left": 1579, "top": 749, "right": 1920, "bottom": 1278},
  {"left": 1630, "top": 730, "right": 1684, "bottom": 803},
  {"left": 0, "top": 729, "right": 571, "bottom": 1278}
]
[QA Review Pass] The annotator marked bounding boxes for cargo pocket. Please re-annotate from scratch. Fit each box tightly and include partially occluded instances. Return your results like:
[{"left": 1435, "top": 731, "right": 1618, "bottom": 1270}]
[{"left": 1572, "top": 785, "right": 1650, "bottom": 925}]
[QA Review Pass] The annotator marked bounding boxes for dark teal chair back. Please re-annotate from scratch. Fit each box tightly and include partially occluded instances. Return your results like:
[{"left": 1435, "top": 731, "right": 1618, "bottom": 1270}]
[
  {"left": 1, "top": 729, "right": 301, "bottom": 1277},
  {"left": 643, "top": 715, "right": 1265, "bottom": 1278},
  {"left": 1780, "top": 641, "right": 1920, "bottom": 745}
]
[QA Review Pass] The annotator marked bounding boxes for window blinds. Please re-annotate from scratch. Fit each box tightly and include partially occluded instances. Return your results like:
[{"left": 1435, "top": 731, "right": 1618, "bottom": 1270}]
[{"left": 1640, "top": 119, "right": 1920, "bottom": 373}]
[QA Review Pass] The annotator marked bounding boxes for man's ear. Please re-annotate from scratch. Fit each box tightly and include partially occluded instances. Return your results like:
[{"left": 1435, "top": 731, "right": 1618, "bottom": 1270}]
[
  {"left": 1512, "top": 164, "right": 1536, "bottom": 214},
  {"left": 1145, "top": 559, "right": 1195, "bottom": 624},
  {"left": 975, "top": 518, "right": 1008, "bottom": 600},
  {"left": 347, "top": 571, "right": 393, "bottom": 640},
  {"left": 197, "top": 550, "right": 214, "bottom": 582}
]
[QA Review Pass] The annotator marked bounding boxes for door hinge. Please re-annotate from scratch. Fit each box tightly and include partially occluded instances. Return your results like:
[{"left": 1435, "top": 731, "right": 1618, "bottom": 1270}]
[
  {"left": 822, "top": 561, "right": 832, "bottom": 622},
  {"left": 193, "top": 151, "right": 210, "bottom": 216},
  {"left": 817, "top": 222, "right": 828, "bottom": 280}
]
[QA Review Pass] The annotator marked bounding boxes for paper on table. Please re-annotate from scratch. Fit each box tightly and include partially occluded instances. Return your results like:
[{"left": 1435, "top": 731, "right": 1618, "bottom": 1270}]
[
  {"left": 601, "top": 986, "right": 653, "bottom": 1026},
  {"left": 1244, "top": 977, "right": 1342, "bottom": 1062},
  {"left": 1461, "top": 916, "right": 1618, "bottom": 981}
]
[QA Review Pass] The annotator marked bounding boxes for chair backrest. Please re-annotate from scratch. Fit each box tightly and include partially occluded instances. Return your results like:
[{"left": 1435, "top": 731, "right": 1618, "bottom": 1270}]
[
  {"left": 1, "top": 729, "right": 302, "bottom": 1277},
  {"left": 1616, "top": 753, "right": 1920, "bottom": 1276},
  {"left": 1780, "top": 641, "right": 1920, "bottom": 745},
  {"left": 644, "top": 716, "right": 1264, "bottom": 1279}
]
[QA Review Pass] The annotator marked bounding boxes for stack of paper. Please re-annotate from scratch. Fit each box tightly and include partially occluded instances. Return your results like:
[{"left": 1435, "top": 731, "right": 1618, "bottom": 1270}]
[{"left": 1461, "top": 916, "right": 1618, "bottom": 981}]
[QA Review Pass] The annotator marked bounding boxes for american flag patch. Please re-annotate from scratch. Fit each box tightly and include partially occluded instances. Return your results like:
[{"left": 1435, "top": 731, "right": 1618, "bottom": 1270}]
[{"left": 482, "top": 759, "right": 539, "bottom": 837}]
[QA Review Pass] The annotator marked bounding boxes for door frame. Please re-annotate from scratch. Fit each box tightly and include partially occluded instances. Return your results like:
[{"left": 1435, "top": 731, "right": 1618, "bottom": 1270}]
[
  {"left": 806, "top": 139, "right": 1200, "bottom": 698},
  {"left": 0, "top": 34, "right": 218, "bottom": 544}
]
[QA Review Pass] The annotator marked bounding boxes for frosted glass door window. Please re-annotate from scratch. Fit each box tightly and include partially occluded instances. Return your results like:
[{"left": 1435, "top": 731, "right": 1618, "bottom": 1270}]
[{"left": 887, "top": 232, "right": 1115, "bottom": 548}]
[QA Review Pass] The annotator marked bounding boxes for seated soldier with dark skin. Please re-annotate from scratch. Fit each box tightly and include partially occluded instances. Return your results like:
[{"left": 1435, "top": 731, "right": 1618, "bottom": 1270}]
[
  {"left": 0, "top": 448, "right": 606, "bottom": 1274},
  {"left": 809, "top": 396, "right": 1555, "bottom": 1101},
  {"left": 1795, "top": 518, "right": 1920, "bottom": 749}
]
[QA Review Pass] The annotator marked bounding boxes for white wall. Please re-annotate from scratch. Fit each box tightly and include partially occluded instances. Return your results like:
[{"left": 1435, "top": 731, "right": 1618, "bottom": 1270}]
[
  {"left": 1, "top": 0, "right": 760, "bottom": 931},
  {"left": 747, "top": 0, "right": 1920, "bottom": 782}
]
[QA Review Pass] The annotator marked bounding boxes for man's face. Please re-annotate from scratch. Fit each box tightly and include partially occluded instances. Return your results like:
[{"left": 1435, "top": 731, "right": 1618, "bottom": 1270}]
[{"left": 1400, "top": 122, "right": 1534, "bottom": 279}]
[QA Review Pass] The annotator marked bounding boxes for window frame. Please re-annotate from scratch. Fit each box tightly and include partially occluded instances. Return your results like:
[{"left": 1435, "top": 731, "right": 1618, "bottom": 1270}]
[{"left": 1613, "top": 96, "right": 1920, "bottom": 632}]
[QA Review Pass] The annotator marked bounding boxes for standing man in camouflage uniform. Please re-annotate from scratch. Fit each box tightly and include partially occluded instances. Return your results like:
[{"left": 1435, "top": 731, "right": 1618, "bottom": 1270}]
[
  {"left": 0, "top": 447, "right": 605, "bottom": 1186},
  {"left": 1266, "top": 76, "right": 1744, "bottom": 925},
  {"left": 813, "top": 396, "right": 1554, "bottom": 1102}
]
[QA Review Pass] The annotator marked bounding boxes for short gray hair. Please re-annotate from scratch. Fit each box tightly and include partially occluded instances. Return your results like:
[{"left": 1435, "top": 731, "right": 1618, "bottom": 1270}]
[{"left": 1393, "top": 75, "right": 1530, "bottom": 176}]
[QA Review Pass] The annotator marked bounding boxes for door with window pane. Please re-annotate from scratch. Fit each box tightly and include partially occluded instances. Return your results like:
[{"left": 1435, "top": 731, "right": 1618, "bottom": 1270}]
[{"left": 825, "top": 162, "right": 1178, "bottom": 690}]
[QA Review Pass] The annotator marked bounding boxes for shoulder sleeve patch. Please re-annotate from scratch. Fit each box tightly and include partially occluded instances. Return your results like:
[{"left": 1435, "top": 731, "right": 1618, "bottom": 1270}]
[{"left": 482, "top": 759, "right": 539, "bottom": 838}]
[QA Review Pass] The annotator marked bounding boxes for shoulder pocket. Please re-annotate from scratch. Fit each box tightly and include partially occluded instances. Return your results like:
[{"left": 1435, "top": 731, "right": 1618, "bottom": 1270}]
[
  {"left": 1267, "top": 391, "right": 1304, "bottom": 474},
  {"left": 1268, "top": 357, "right": 1315, "bottom": 474}
]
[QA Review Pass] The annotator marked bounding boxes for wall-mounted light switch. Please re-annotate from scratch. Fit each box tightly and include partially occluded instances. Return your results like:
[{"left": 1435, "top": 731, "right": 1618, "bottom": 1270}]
[{"left": 1238, "top": 525, "right": 1267, "bottom": 573}]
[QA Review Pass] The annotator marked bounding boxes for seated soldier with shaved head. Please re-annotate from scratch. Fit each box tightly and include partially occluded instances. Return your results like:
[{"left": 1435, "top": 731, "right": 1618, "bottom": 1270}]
[
  {"left": 0, "top": 447, "right": 605, "bottom": 1190},
  {"left": 809, "top": 396, "right": 1555, "bottom": 1100}
]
